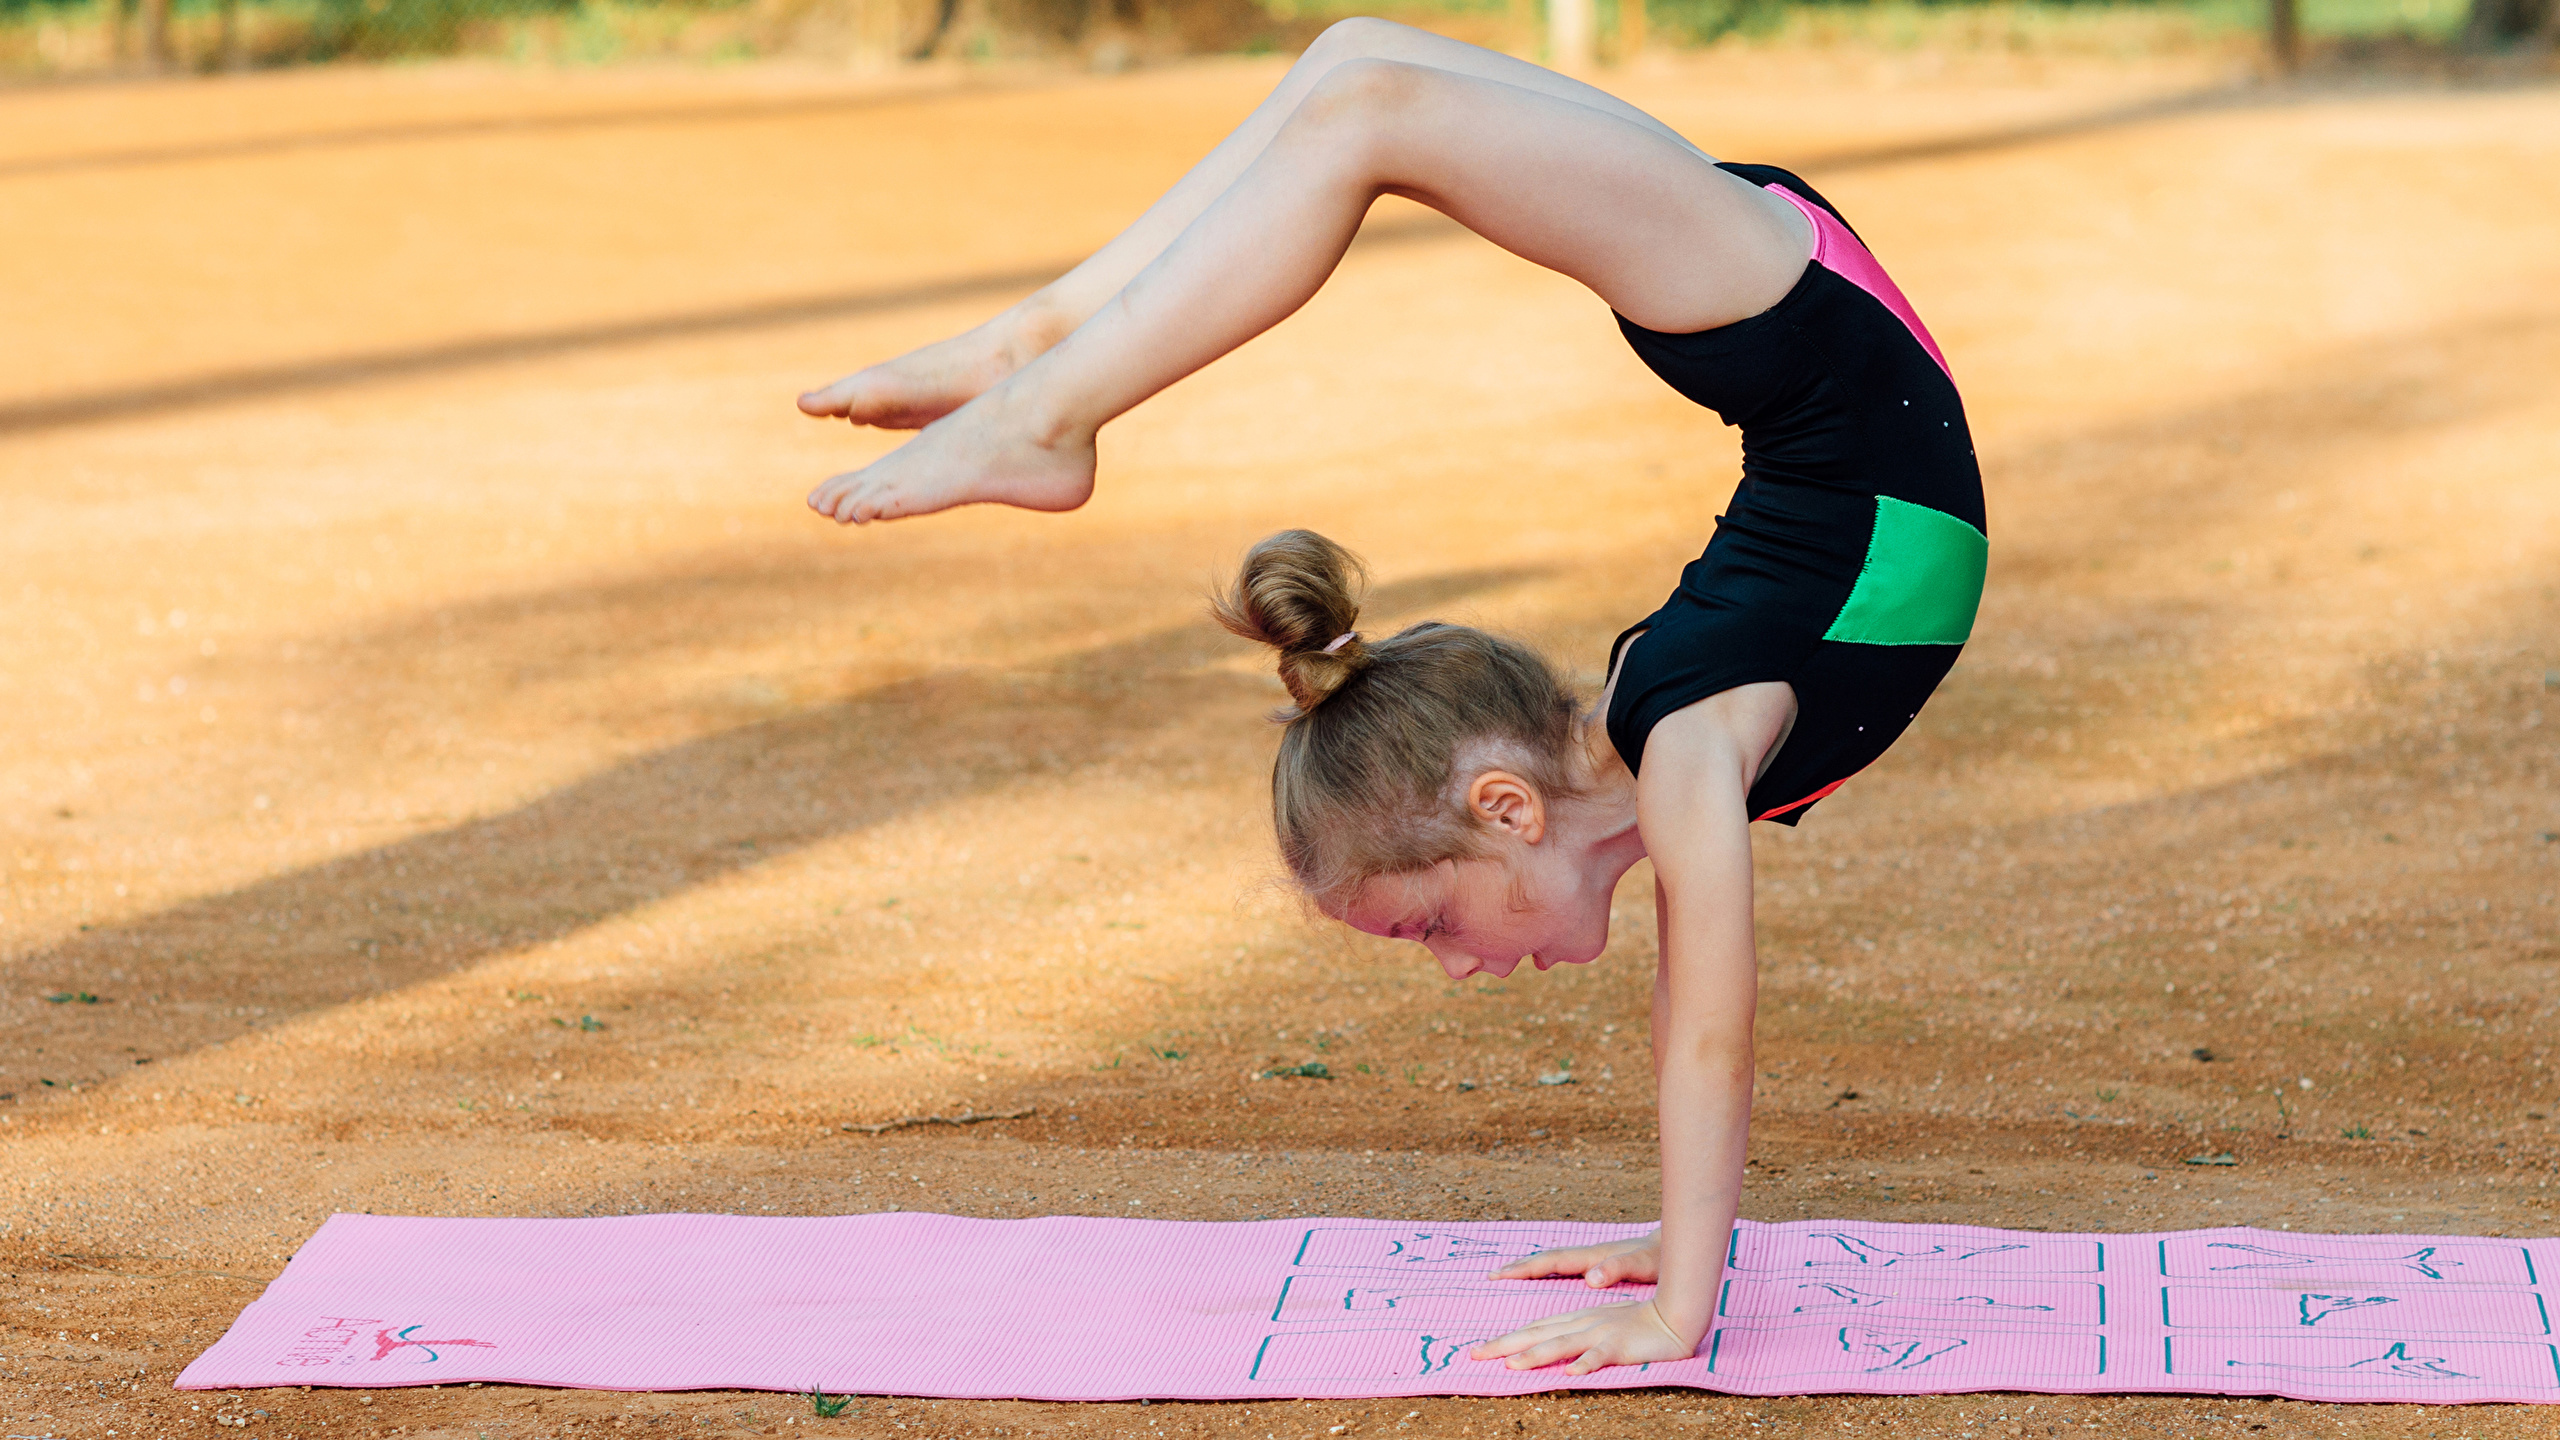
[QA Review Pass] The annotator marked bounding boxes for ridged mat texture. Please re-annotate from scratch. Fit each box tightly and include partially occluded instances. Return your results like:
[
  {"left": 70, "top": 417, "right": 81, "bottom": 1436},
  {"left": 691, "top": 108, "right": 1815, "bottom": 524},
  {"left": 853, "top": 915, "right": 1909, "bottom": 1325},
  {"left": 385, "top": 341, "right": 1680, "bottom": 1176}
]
[{"left": 176, "top": 1213, "right": 2560, "bottom": 1404}]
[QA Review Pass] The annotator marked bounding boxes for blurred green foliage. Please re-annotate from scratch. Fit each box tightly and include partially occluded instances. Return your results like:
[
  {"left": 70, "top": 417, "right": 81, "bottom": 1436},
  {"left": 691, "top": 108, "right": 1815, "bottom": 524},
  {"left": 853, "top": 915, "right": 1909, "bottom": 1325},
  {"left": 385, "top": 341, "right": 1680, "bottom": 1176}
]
[
  {"left": 0, "top": 0, "right": 2496, "bottom": 68},
  {"left": 312, "top": 0, "right": 569, "bottom": 56}
]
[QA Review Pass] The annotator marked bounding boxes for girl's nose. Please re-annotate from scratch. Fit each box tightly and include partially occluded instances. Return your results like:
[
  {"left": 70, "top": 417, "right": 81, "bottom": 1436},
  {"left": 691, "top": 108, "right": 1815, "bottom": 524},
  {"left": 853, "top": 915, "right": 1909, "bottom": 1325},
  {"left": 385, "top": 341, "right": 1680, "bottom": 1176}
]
[{"left": 1428, "top": 944, "right": 1477, "bottom": 981}]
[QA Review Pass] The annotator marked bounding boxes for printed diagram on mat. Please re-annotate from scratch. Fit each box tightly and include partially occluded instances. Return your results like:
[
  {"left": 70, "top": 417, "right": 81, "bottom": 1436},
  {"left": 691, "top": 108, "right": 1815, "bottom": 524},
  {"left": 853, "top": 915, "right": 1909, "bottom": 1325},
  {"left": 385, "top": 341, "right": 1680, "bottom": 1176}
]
[
  {"left": 2161, "top": 1284, "right": 2552, "bottom": 1336},
  {"left": 1250, "top": 1330, "right": 1491, "bottom": 1384},
  {"left": 1288, "top": 1228, "right": 1587, "bottom": 1273},
  {"left": 1841, "top": 1328, "right": 1969, "bottom": 1371},
  {"left": 1257, "top": 1229, "right": 1658, "bottom": 1386},
  {"left": 2156, "top": 1237, "right": 2537, "bottom": 1286},
  {"left": 1732, "top": 1228, "right": 2106, "bottom": 1275},
  {"left": 1271, "top": 1276, "right": 1625, "bottom": 1323},
  {"left": 1721, "top": 1278, "right": 2101, "bottom": 1327},
  {"left": 1253, "top": 1226, "right": 2118, "bottom": 1386},
  {"left": 1253, "top": 1226, "right": 2119, "bottom": 1386},
  {"left": 1242, "top": 1223, "right": 2558, "bottom": 1394},
  {"left": 1705, "top": 1324, "right": 2108, "bottom": 1380},
  {"left": 2167, "top": 1336, "right": 2560, "bottom": 1388}
]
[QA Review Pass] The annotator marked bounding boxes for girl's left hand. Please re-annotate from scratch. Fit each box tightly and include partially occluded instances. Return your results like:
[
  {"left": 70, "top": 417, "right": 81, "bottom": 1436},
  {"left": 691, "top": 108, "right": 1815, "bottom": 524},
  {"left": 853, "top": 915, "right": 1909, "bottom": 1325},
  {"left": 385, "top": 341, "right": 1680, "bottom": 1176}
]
[{"left": 1466, "top": 1298, "right": 1699, "bottom": 1374}]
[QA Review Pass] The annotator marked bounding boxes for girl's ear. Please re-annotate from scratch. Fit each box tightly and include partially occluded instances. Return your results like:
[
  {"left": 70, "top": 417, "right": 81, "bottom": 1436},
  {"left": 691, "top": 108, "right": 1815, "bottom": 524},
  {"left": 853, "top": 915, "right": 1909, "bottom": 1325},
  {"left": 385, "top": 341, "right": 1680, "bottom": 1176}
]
[{"left": 1464, "top": 770, "right": 1547, "bottom": 844}]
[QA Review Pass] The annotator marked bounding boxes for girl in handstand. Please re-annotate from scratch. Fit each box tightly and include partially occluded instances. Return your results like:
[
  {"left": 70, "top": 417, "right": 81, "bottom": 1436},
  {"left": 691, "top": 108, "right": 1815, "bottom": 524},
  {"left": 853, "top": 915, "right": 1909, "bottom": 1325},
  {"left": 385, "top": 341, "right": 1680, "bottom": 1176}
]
[{"left": 798, "top": 18, "right": 1985, "bottom": 1375}]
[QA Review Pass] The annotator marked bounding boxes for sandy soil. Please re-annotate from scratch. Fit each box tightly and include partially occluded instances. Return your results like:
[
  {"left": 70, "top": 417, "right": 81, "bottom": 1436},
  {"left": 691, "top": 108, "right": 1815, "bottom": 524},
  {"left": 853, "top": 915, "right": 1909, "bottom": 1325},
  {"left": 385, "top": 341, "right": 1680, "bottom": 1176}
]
[{"left": 3, "top": 41, "right": 2557, "bottom": 1440}]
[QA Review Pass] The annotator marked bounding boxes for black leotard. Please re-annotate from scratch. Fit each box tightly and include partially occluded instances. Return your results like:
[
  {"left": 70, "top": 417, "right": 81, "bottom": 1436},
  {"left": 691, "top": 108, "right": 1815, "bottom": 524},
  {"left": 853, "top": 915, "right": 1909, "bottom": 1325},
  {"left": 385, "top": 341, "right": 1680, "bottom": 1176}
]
[{"left": 1605, "top": 163, "right": 1986, "bottom": 824}]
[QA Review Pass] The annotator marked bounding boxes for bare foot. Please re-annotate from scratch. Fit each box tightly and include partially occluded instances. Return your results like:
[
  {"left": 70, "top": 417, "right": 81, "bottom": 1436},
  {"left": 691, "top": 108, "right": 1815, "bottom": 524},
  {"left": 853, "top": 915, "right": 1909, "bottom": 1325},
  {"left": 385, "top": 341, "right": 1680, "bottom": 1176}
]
[
  {"left": 806, "top": 385, "right": 1096, "bottom": 525},
  {"left": 797, "top": 301, "right": 1077, "bottom": 431}
]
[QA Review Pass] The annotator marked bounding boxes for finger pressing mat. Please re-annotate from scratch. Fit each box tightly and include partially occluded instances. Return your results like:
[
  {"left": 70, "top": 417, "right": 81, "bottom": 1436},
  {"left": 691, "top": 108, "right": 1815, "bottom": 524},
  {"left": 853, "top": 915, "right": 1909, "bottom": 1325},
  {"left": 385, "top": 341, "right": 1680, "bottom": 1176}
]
[{"left": 176, "top": 1213, "right": 2560, "bottom": 1404}]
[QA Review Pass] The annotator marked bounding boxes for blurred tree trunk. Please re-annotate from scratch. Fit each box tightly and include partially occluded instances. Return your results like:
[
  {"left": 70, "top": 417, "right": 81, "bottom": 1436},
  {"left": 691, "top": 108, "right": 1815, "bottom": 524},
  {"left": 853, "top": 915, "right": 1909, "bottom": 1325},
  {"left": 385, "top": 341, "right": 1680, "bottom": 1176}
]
[
  {"left": 912, "top": 0, "right": 962, "bottom": 56},
  {"left": 2268, "top": 0, "right": 2299, "bottom": 71},
  {"left": 2463, "top": 0, "right": 2554, "bottom": 42},
  {"left": 1550, "top": 0, "right": 1592, "bottom": 69},
  {"left": 137, "top": 0, "right": 171, "bottom": 68},
  {"left": 219, "top": 0, "right": 243, "bottom": 68}
]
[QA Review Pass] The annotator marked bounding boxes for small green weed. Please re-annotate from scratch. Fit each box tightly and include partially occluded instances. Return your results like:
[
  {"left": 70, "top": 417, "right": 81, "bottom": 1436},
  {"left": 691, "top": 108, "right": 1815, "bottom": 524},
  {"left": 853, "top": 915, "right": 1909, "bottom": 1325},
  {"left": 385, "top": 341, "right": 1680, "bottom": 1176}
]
[
  {"left": 1148, "top": 1045, "right": 1185, "bottom": 1062},
  {"left": 2096, "top": 1088, "right": 2120, "bottom": 1102},
  {"left": 806, "top": 1385, "right": 855, "bottom": 1417},
  {"left": 1403, "top": 1064, "right": 1425, "bottom": 1085},
  {"left": 46, "top": 991, "right": 101, "bottom": 1005},
  {"left": 2341, "top": 1124, "right": 2373, "bottom": 1140},
  {"left": 1256, "top": 1061, "right": 1332, "bottom": 1080},
  {"left": 510, "top": 989, "right": 545, "bottom": 1002},
  {"left": 579, "top": 1015, "right": 607, "bottom": 1032},
  {"left": 850, "top": 1033, "right": 889, "bottom": 1049}
]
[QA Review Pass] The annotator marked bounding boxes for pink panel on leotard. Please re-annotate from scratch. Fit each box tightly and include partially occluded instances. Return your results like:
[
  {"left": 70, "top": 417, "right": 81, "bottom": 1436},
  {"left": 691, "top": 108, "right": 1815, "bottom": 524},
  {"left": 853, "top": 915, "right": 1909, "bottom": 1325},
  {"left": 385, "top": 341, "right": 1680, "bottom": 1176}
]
[{"left": 1770, "top": 184, "right": 1951, "bottom": 378}]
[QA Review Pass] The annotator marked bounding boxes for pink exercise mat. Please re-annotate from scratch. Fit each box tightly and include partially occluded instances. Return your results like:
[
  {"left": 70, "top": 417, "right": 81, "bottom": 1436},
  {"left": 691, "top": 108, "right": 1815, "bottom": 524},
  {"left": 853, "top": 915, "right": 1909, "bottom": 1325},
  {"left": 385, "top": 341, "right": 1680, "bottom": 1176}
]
[{"left": 176, "top": 1213, "right": 2560, "bottom": 1405}]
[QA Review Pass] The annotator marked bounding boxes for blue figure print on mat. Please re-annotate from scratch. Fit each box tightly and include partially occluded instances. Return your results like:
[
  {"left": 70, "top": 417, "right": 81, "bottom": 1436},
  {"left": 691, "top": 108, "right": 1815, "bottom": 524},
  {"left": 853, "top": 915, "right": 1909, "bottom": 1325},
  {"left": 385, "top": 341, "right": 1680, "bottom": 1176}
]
[
  {"left": 1414, "top": 1336, "right": 1473, "bottom": 1376},
  {"left": 2210, "top": 1244, "right": 2459, "bottom": 1280},
  {"left": 1269, "top": 1275, "right": 1622, "bottom": 1324},
  {"left": 1792, "top": 1283, "right": 2056, "bottom": 1315},
  {"left": 1292, "top": 1228, "right": 1585, "bottom": 1273},
  {"left": 1723, "top": 1275, "right": 2104, "bottom": 1326},
  {"left": 1346, "top": 1287, "right": 1472, "bottom": 1312},
  {"left": 2231, "top": 1342, "right": 2474, "bottom": 1380},
  {"left": 1807, "top": 1234, "right": 2032, "bottom": 1269},
  {"left": 2159, "top": 1236, "right": 2534, "bottom": 1285},
  {"left": 1841, "top": 1328, "right": 1969, "bottom": 1372},
  {"left": 1710, "top": 1322, "right": 2109, "bottom": 1379},
  {"left": 1247, "top": 1329, "right": 1501, "bottom": 1384},
  {"left": 1734, "top": 1229, "right": 2104, "bottom": 1276},
  {"left": 2300, "top": 1295, "right": 2401, "bottom": 1327},
  {"left": 2159, "top": 1285, "right": 2551, "bottom": 1338}
]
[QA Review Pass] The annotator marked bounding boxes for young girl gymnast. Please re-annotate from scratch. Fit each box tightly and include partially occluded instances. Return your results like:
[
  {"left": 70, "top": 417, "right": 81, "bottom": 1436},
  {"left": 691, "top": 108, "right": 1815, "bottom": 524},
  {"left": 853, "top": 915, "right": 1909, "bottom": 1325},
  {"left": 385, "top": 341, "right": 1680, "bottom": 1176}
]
[{"left": 796, "top": 19, "right": 1986, "bottom": 1376}]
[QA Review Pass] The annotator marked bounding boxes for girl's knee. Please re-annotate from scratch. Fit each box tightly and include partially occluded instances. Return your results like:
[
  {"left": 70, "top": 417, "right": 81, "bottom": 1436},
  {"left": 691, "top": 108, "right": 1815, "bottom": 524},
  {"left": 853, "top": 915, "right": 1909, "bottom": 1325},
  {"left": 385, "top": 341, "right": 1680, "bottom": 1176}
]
[
  {"left": 1304, "top": 15, "right": 1419, "bottom": 68},
  {"left": 1294, "top": 57, "right": 1433, "bottom": 130}
]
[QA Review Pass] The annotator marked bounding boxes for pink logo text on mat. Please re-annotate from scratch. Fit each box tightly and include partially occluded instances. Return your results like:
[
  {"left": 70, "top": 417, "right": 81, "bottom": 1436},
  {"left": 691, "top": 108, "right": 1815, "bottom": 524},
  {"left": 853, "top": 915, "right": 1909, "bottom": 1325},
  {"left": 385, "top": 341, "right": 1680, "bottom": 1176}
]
[{"left": 265, "top": 1315, "right": 498, "bottom": 1371}]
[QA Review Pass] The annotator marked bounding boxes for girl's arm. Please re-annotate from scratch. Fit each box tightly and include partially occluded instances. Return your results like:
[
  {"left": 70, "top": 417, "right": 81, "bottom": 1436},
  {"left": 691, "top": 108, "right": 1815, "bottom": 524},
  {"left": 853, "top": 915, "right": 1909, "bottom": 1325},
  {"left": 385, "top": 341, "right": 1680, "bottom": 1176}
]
[
  {"left": 1468, "top": 691, "right": 1775, "bottom": 1372},
  {"left": 1636, "top": 705, "right": 1763, "bottom": 1347}
]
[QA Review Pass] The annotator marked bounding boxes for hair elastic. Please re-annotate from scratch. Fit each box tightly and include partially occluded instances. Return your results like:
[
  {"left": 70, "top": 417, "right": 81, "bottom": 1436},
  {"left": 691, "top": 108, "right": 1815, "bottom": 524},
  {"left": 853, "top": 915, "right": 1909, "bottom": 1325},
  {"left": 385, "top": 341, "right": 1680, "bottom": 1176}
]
[{"left": 1321, "top": 632, "right": 1359, "bottom": 654}]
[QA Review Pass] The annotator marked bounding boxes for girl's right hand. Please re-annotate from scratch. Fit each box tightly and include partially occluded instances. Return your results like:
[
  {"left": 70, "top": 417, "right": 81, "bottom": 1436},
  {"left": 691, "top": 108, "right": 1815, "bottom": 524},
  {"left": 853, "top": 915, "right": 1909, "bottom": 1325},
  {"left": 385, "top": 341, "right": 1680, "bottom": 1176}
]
[{"left": 1493, "top": 1231, "right": 1661, "bottom": 1288}]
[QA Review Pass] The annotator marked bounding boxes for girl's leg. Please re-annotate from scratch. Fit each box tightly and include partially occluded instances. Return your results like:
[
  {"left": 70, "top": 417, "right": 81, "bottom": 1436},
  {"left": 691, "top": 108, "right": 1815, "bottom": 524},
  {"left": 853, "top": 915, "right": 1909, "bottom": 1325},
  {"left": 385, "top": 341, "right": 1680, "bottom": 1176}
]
[
  {"left": 798, "top": 17, "right": 1725, "bottom": 431},
  {"left": 809, "top": 58, "right": 1809, "bottom": 524}
]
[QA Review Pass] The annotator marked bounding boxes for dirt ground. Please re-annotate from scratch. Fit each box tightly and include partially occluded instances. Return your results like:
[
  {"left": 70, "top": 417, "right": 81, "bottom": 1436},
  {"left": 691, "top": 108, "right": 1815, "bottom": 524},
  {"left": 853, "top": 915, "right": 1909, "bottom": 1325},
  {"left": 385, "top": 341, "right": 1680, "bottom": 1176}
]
[{"left": 3, "top": 39, "right": 2557, "bottom": 1440}]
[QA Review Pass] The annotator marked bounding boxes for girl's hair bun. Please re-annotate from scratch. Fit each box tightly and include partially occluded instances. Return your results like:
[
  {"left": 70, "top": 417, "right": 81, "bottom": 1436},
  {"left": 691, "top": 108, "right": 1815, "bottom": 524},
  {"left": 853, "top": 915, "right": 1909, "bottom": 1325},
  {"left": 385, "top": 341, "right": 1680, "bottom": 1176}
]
[{"left": 1212, "top": 529, "right": 1372, "bottom": 716}]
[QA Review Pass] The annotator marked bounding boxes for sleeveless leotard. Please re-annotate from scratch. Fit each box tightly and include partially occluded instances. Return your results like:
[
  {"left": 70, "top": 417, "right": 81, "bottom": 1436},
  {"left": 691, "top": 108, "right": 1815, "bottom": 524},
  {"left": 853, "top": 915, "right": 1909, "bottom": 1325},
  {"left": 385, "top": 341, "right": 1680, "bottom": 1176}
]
[{"left": 1606, "top": 163, "right": 1987, "bottom": 824}]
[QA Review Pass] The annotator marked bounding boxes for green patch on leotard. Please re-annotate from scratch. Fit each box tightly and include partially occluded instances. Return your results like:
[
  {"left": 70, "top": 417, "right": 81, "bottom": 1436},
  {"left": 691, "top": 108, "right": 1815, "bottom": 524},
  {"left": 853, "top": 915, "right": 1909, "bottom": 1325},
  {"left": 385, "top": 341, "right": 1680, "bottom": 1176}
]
[{"left": 1822, "top": 495, "right": 1988, "bottom": 647}]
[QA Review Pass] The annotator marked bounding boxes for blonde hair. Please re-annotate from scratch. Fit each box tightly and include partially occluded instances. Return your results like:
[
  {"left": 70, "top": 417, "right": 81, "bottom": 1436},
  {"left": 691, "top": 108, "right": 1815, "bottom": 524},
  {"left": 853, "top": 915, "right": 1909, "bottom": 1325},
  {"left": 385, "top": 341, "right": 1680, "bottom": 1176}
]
[{"left": 1212, "top": 529, "right": 1585, "bottom": 901}]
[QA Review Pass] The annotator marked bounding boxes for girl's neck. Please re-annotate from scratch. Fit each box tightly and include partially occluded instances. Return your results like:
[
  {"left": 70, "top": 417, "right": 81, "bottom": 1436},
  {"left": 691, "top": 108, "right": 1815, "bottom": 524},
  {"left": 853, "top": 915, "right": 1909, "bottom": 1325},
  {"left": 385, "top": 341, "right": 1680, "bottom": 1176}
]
[{"left": 1569, "top": 718, "right": 1648, "bottom": 872}]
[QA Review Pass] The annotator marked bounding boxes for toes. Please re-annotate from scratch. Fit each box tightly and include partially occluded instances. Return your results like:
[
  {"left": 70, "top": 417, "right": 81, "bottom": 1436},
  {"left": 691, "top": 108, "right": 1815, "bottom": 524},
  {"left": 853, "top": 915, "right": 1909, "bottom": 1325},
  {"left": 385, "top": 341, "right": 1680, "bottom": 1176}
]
[
  {"left": 809, "top": 476, "right": 865, "bottom": 525},
  {"left": 798, "top": 375, "right": 862, "bottom": 418}
]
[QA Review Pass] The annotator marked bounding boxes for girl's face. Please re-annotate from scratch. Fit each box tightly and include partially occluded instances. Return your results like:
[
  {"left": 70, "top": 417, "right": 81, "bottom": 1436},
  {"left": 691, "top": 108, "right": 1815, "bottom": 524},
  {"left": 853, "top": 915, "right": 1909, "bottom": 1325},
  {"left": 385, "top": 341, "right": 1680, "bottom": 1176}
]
[{"left": 1333, "top": 849, "right": 1616, "bottom": 981}]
